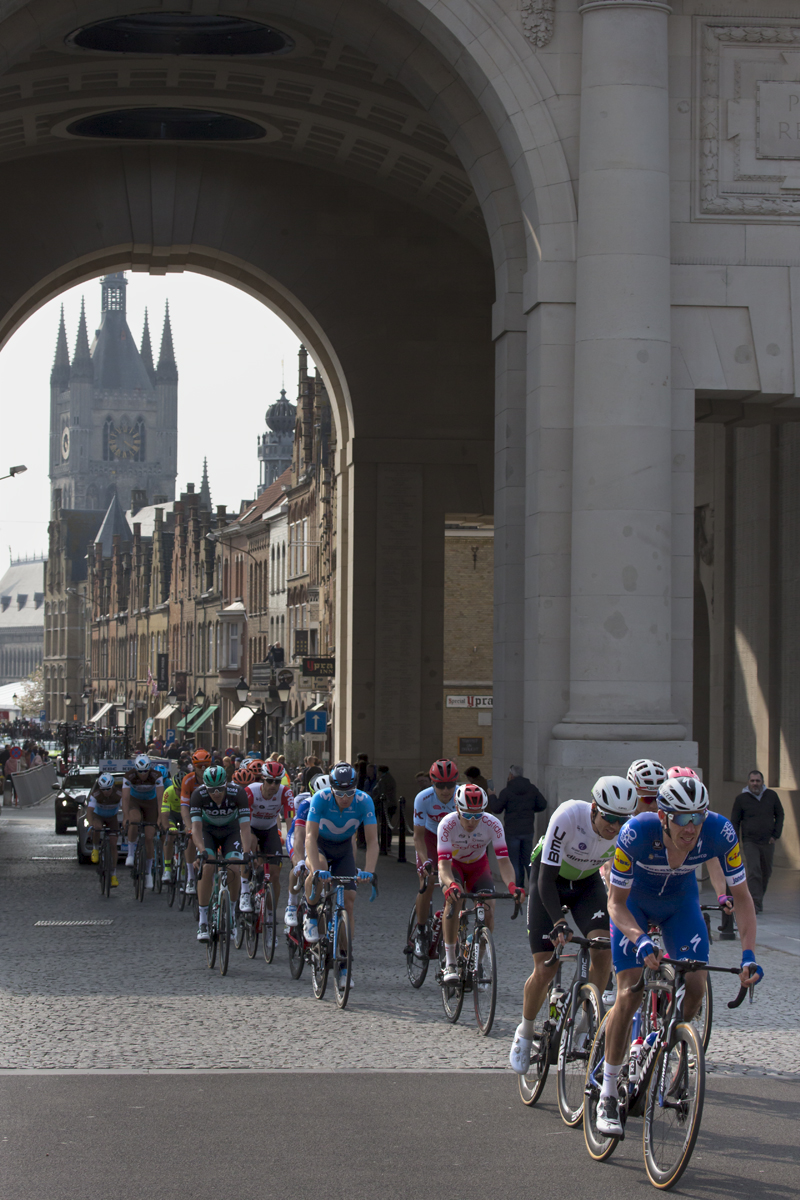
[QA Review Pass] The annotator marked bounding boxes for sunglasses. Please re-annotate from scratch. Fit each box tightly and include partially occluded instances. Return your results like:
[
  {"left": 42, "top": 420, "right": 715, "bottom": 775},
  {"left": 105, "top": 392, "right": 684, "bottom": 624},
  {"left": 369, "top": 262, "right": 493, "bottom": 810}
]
[
  {"left": 597, "top": 811, "right": 628, "bottom": 825},
  {"left": 332, "top": 787, "right": 355, "bottom": 798},
  {"left": 667, "top": 811, "right": 706, "bottom": 827},
  {"left": 460, "top": 811, "right": 483, "bottom": 821},
  {"left": 208, "top": 787, "right": 226, "bottom": 796},
  {"left": 435, "top": 782, "right": 456, "bottom": 791}
]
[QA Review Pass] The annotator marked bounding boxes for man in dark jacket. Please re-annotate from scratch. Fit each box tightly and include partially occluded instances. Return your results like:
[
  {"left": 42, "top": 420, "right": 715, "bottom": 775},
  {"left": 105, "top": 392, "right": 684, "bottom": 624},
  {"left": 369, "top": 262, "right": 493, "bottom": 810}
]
[
  {"left": 731, "top": 770, "right": 784, "bottom": 913},
  {"left": 490, "top": 765, "right": 547, "bottom": 887}
]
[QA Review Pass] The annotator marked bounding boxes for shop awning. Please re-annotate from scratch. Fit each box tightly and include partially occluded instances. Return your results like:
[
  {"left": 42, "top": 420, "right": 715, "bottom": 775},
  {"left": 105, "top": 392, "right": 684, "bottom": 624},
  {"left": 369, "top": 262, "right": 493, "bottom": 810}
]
[
  {"left": 89, "top": 701, "right": 113, "bottom": 724},
  {"left": 287, "top": 712, "right": 305, "bottom": 728},
  {"left": 175, "top": 704, "right": 201, "bottom": 731},
  {"left": 187, "top": 704, "right": 218, "bottom": 734},
  {"left": 153, "top": 702, "right": 179, "bottom": 722},
  {"left": 226, "top": 706, "right": 257, "bottom": 732}
]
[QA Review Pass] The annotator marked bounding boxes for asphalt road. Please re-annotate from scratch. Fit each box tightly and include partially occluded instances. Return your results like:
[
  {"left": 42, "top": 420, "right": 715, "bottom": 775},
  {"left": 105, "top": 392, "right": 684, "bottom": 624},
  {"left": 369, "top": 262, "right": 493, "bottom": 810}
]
[{"left": 0, "top": 1073, "right": 797, "bottom": 1200}]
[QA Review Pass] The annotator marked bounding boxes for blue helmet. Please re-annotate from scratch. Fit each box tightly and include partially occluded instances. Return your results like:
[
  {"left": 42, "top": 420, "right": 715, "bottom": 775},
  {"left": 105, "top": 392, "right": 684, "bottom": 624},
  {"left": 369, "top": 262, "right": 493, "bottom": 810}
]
[{"left": 329, "top": 761, "right": 357, "bottom": 793}]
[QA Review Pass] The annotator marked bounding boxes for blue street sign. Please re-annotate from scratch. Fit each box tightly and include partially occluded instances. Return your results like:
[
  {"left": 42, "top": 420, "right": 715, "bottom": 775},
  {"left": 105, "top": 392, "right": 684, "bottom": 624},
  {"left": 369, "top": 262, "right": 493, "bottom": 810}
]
[
  {"left": 304, "top": 710, "right": 328, "bottom": 735},
  {"left": 39, "top": 710, "right": 47, "bottom": 721},
  {"left": 165, "top": 729, "right": 176, "bottom": 745}
]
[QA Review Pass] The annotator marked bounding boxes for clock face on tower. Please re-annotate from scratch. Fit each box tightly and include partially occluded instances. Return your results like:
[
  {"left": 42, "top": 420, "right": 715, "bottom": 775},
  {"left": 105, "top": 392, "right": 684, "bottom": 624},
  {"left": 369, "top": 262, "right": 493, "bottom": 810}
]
[
  {"left": 108, "top": 420, "right": 141, "bottom": 461},
  {"left": 61, "top": 427, "right": 70, "bottom": 459}
]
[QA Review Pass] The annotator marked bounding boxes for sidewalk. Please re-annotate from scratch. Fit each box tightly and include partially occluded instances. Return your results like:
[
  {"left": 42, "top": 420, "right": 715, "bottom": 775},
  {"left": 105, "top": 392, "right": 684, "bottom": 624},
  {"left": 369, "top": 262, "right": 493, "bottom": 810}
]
[{"left": 700, "top": 866, "right": 800, "bottom": 959}]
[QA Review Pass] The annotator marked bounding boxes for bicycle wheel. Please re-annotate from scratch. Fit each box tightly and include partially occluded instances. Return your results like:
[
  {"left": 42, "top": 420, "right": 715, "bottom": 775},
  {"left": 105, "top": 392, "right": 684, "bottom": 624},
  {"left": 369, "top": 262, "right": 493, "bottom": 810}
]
[
  {"left": 557, "top": 982, "right": 603, "bottom": 1127},
  {"left": 287, "top": 903, "right": 304, "bottom": 978},
  {"left": 473, "top": 927, "right": 497, "bottom": 1036},
  {"left": 583, "top": 1013, "right": 621, "bottom": 1162},
  {"left": 153, "top": 839, "right": 164, "bottom": 894},
  {"left": 233, "top": 899, "right": 245, "bottom": 950},
  {"left": 262, "top": 879, "right": 277, "bottom": 964},
  {"left": 177, "top": 856, "right": 188, "bottom": 911},
  {"left": 135, "top": 841, "right": 146, "bottom": 903},
  {"left": 206, "top": 897, "right": 218, "bottom": 969},
  {"left": 245, "top": 909, "right": 259, "bottom": 959},
  {"left": 405, "top": 903, "right": 429, "bottom": 989},
  {"left": 310, "top": 939, "right": 329, "bottom": 1000},
  {"left": 643, "top": 1022, "right": 705, "bottom": 1189},
  {"left": 518, "top": 992, "right": 553, "bottom": 1106},
  {"left": 438, "top": 940, "right": 464, "bottom": 1024},
  {"left": 218, "top": 891, "right": 231, "bottom": 976},
  {"left": 333, "top": 908, "right": 353, "bottom": 1009}
]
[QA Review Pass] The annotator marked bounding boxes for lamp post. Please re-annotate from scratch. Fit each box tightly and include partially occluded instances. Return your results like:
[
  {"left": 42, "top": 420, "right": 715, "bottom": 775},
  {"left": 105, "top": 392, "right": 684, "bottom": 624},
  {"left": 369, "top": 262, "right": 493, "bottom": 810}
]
[{"left": 0, "top": 464, "right": 26, "bottom": 482}]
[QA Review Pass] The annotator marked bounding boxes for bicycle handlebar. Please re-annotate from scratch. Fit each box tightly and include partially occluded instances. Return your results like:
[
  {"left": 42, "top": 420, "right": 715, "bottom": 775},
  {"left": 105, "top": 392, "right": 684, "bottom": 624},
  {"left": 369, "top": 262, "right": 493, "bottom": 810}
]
[
  {"left": 544, "top": 934, "right": 611, "bottom": 967},
  {"left": 627, "top": 961, "right": 754, "bottom": 1008}
]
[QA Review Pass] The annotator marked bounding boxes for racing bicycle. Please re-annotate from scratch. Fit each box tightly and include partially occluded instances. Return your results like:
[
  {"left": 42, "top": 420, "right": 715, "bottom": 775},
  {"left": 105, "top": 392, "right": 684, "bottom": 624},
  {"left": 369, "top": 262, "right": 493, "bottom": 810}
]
[{"left": 435, "top": 890, "right": 522, "bottom": 1036}]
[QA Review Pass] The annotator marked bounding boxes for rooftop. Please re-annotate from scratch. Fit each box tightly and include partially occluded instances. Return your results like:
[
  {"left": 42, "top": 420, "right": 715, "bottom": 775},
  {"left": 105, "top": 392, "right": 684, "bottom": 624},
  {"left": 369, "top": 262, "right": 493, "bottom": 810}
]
[{"left": 0, "top": 560, "right": 47, "bottom": 628}]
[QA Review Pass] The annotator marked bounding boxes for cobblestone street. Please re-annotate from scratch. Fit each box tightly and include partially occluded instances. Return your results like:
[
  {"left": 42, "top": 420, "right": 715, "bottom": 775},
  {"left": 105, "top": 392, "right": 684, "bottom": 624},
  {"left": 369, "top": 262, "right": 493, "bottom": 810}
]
[{"left": 1, "top": 803, "right": 798, "bottom": 1076}]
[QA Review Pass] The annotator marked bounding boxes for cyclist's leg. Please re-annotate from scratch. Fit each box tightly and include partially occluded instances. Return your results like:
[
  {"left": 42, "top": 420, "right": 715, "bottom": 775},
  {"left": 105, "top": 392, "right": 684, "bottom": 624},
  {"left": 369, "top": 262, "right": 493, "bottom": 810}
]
[
  {"left": 106, "top": 816, "right": 119, "bottom": 868},
  {"left": 141, "top": 798, "right": 157, "bottom": 868},
  {"left": 570, "top": 873, "right": 612, "bottom": 992},
  {"left": 89, "top": 811, "right": 103, "bottom": 855},
  {"left": 602, "top": 897, "right": 649, "bottom": 1086},
  {"left": 415, "top": 829, "right": 438, "bottom": 926},
  {"left": 442, "top": 862, "right": 468, "bottom": 960},
  {"left": 659, "top": 902, "right": 709, "bottom": 1020},
  {"left": 196, "top": 827, "right": 218, "bottom": 914},
  {"left": 181, "top": 807, "right": 197, "bottom": 888},
  {"left": 127, "top": 801, "right": 142, "bottom": 858},
  {"left": 220, "top": 825, "right": 244, "bottom": 902},
  {"left": 263, "top": 825, "right": 283, "bottom": 906},
  {"left": 522, "top": 878, "right": 564, "bottom": 1020}
]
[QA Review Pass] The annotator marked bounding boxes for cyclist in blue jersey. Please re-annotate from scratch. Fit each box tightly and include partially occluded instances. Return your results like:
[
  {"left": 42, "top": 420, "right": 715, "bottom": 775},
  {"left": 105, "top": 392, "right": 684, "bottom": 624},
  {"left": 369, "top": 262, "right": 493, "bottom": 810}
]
[
  {"left": 284, "top": 774, "right": 327, "bottom": 927},
  {"left": 304, "top": 762, "right": 378, "bottom": 986},
  {"left": 596, "top": 776, "right": 762, "bottom": 1137},
  {"left": 121, "top": 754, "right": 164, "bottom": 889}
]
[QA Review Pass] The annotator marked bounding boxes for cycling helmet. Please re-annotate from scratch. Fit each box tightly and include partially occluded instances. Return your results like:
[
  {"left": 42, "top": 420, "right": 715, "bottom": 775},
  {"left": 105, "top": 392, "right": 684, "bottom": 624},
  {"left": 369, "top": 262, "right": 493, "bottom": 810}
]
[
  {"left": 430, "top": 758, "right": 459, "bottom": 786},
  {"left": 329, "top": 761, "right": 357, "bottom": 792},
  {"left": 134, "top": 754, "right": 151, "bottom": 772},
  {"left": 98, "top": 772, "right": 115, "bottom": 791},
  {"left": 666, "top": 765, "right": 700, "bottom": 780},
  {"left": 203, "top": 765, "right": 228, "bottom": 790},
  {"left": 262, "top": 761, "right": 284, "bottom": 782},
  {"left": 192, "top": 748, "right": 212, "bottom": 770},
  {"left": 455, "top": 783, "right": 488, "bottom": 815},
  {"left": 311, "top": 773, "right": 330, "bottom": 794},
  {"left": 657, "top": 777, "right": 709, "bottom": 814},
  {"left": 591, "top": 775, "right": 638, "bottom": 818},
  {"left": 626, "top": 758, "right": 667, "bottom": 794},
  {"left": 233, "top": 765, "right": 256, "bottom": 787}
]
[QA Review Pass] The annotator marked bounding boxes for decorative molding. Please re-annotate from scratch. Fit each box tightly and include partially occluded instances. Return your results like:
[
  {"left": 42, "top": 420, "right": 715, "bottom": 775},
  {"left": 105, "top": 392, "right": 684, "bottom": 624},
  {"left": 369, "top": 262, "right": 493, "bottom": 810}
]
[
  {"left": 521, "top": 0, "right": 555, "bottom": 49},
  {"left": 697, "top": 21, "right": 800, "bottom": 220}
]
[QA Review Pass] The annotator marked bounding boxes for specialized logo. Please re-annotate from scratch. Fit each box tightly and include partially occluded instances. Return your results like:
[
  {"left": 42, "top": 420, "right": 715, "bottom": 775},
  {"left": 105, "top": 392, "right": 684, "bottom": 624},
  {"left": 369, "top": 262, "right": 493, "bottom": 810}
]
[
  {"left": 691, "top": 933, "right": 703, "bottom": 953},
  {"left": 613, "top": 846, "right": 633, "bottom": 873},
  {"left": 726, "top": 843, "right": 742, "bottom": 870}
]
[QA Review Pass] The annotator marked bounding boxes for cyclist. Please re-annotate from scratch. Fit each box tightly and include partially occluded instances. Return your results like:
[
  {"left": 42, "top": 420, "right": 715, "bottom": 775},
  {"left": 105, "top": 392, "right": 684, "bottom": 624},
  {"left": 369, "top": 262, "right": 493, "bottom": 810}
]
[
  {"left": 437, "top": 783, "right": 521, "bottom": 984},
  {"left": 178, "top": 749, "right": 211, "bottom": 895},
  {"left": 284, "top": 774, "right": 327, "bottom": 926},
  {"left": 243, "top": 760, "right": 294, "bottom": 916},
  {"left": 87, "top": 771, "right": 122, "bottom": 888},
  {"left": 159, "top": 769, "right": 188, "bottom": 882},
  {"left": 596, "top": 776, "right": 761, "bottom": 1136},
  {"left": 508, "top": 776, "right": 636, "bottom": 1075},
  {"left": 190, "top": 764, "right": 251, "bottom": 943},
  {"left": 121, "top": 754, "right": 164, "bottom": 889},
  {"left": 626, "top": 758, "right": 667, "bottom": 813},
  {"left": 665, "top": 766, "right": 732, "bottom": 908},
  {"left": 304, "top": 761, "right": 378, "bottom": 986},
  {"left": 411, "top": 758, "right": 460, "bottom": 954}
]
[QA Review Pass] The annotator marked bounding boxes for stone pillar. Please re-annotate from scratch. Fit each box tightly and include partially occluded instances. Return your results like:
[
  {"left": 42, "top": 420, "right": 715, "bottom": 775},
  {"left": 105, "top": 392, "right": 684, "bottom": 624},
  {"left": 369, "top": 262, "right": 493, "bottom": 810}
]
[{"left": 550, "top": 0, "right": 696, "bottom": 797}]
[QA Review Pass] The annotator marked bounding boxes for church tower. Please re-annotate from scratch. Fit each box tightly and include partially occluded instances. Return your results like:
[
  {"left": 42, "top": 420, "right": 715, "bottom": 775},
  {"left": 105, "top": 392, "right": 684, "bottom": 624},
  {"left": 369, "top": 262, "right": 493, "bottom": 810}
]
[
  {"left": 49, "top": 273, "right": 178, "bottom": 513},
  {"left": 257, "top": 386, "right": 296, "bottom": 494}
]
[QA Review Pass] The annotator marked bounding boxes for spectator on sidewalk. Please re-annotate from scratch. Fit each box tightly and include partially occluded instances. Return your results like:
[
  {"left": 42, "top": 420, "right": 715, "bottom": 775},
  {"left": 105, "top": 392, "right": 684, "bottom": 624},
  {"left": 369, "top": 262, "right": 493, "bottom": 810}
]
[
  {"left": 490, "top": 765, "right": 547, "bottom": 887},
  {"left": 732, "top": 770, "right": 784, "bottom": 914},
  {"left": 372, "top": 765, "right": 397, "bottom": 845},
  {"left": 464, "top": 765, "right": 490, "bottom": 793}
]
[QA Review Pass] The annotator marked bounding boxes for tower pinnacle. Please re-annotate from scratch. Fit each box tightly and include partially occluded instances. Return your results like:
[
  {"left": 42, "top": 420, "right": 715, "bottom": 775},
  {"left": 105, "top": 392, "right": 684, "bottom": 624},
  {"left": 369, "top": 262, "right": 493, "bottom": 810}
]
[
  {"left": 70, "top": 297, "right": 93, "bottom": 380},
  {"left": 140, "top": 307, "right": 156, "bottom": 386},
  {"left": 199, "top": 457, "right": 212, "bottom": 511},
  {"left": 51, "top": 305, "right": 70, "bottom": 388},
  {"left": 156, "top": 300, "right": 178, "bottom": 383}
]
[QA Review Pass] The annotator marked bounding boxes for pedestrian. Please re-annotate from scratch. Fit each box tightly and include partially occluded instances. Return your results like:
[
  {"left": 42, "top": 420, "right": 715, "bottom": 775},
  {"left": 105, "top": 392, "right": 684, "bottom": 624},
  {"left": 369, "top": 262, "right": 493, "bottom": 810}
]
[
  {"left": 301, "top": 754, "right": 322, "bottom": 792},
  {"left": 490, "top": 765, "right": 547, "bottom": 888},
  {"left": 464, "top": 765, "right": 490, "bottom": 792},
  {"left": 372, "top": 765, "right": 397, "bottom": 845},
  {"left": 731, "top": 770, "right": 784, "bottom": 914}
]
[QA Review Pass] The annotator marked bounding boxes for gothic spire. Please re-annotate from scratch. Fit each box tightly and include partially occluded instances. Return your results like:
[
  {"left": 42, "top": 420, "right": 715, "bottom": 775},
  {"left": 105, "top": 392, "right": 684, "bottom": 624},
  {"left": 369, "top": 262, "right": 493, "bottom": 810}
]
[
  {"left": 140, "top": 307, "right": 156, "bottom": 386},
  {"left": 199, "top": 457, "right": 212, "bottom": 511},
  {"left": 70, "top": 297, "right": 93, "bottom": 380},
  {"left": 156, "top": 300, "right": 178, "bottom": 383},
  {"left": 51, "top": 305, "right": 70, "bottom": 388}
]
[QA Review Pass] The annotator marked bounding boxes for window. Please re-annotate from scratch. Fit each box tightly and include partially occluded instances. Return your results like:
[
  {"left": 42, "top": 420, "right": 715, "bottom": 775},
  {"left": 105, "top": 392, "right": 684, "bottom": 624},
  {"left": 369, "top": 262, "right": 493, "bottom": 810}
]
[{"left": 302, "top": 518, "right": 308, "bottom": 574}]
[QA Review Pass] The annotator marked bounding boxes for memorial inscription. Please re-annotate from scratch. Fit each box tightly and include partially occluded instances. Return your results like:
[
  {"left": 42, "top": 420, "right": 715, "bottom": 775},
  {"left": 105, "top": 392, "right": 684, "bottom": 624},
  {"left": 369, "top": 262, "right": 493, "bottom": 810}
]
[{"left": 757, "top": 82, "right": 800, "bottom": 160}]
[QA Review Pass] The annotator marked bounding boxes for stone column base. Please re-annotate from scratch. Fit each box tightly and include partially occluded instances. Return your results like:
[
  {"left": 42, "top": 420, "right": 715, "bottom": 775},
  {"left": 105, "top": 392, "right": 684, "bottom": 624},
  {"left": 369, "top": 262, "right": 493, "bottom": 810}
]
[{"left": 545, "top": 738, "right": 699, "bottom": 808}]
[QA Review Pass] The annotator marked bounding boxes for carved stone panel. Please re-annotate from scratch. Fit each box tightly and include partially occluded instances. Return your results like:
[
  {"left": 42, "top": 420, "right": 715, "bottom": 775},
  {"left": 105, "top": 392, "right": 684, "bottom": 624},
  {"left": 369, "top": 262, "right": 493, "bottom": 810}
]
[{"left": 697, "top": 21, "right": 800, "bottom": 220}]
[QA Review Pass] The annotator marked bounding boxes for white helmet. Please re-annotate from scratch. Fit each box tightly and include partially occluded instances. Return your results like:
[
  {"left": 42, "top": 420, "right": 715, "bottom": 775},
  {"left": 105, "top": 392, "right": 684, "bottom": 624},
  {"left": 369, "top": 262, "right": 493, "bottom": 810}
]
[
  {"left": 627, "top": 758, "right": 667, "bottom": 794},
  {"left": 455, "top": 783, "right": 488, "bottom": 815},
  {"left": 134, "top": 754, "right": 151, "bottom": 772},
  {"left": 311, "top": 773, "right": 330, "bottom": 794},
  {"left": 591, "top": 775, "right": 638, "bottom": 819},
  {"left": 657, "top": 778, "right": 709, "bottom": 814}
]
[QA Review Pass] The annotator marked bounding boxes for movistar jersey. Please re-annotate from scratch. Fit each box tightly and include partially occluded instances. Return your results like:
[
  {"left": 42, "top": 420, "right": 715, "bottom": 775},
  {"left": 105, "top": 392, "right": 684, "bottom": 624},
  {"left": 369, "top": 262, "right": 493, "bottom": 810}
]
[
  {"left": 610, "top": 810, "right": 746, "bottom": 896},
  {"left": 531, "top": 799, "right": 618, "bottom": 880},
  {"left": 306, "top": 787, "right": 376, "bottom": 843}
]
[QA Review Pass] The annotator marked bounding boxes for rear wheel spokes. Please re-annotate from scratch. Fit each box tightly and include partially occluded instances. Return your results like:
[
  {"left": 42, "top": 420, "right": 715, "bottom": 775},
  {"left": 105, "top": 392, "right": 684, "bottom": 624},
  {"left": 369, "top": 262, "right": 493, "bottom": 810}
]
[
  {"left": 557, "top": 982, "right": 603, "bottom": 1127},
  {"left": 583, "top": 1013, "right": 621, "bottom": 1161},
  {"left": 472, "top": 926, "right": 497, "bottom": 1036},
  {"left": 643, "top": 1022, "right": 705, "bottom": 1189},
  {"left": 333, "top": 908, "right": 353, "bottom": 1009}
]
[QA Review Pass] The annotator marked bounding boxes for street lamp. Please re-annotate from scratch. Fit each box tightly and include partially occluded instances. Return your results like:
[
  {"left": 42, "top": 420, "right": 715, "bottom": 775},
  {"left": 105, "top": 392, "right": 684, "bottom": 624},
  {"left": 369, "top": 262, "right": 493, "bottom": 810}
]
[
  {"left": 195, "top": 687, "right": 205, "bottom": 705},
  {"left": 167, "top": 686, "right": 178, "bottom": 704},
  {"left": 12, "top": 692, "right": 18, "bottom": 707},
  {"left": 277, "top": 680, "right": 292, "bottom": 704},
  {"left": 64, "top": 693, "right": 72, "bottom": 708},
  {"left": 0, "top": 464, "right": 26, "bottom": 481},
  {"left": 235, "top": 676, "right": 249, "bottom": 704}
]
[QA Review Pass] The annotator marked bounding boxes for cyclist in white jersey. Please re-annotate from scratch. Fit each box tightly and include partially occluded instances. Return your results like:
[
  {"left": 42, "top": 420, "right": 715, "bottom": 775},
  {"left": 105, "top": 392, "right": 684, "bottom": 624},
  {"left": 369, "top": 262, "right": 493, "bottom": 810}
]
[
  {"left": 244, "top": 760, "right": 293, "bottom": 914},
  {"left": 411, "top": 758, "right": 460, "bottom": 955},
  {"left": 509, "top": 776, "right": 637, "bottom": 1075}
]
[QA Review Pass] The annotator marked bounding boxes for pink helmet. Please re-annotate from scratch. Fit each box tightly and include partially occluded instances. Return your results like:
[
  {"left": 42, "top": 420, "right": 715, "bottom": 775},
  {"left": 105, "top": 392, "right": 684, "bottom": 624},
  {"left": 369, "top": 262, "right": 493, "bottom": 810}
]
[{"left": 666, "top": 766, "right": 700, "bottom": 780}]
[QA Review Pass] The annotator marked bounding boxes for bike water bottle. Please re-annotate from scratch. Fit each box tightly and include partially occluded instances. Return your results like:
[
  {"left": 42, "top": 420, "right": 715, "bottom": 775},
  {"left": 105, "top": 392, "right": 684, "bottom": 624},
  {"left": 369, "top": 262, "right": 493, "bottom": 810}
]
[
  {"left": 549, "top": 984, "right": 566, "bottom": 1021},
  {"left": 628, "top": 1037, "right": 645, "bottom": 1085}
]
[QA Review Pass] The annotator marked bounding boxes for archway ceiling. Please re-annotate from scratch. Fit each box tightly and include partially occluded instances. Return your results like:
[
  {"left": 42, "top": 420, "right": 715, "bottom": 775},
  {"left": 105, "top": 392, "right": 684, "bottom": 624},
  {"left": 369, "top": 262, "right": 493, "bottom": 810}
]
[{"left": 0, "top": 16, "right": 487, "bottom": 248}]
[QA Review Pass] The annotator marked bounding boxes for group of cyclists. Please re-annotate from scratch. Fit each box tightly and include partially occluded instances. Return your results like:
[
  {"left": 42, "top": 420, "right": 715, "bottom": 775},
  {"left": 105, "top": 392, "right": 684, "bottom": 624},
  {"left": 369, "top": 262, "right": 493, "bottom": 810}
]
[{"left": 83, "top": 747, "right": 763, "bottom": 1095}]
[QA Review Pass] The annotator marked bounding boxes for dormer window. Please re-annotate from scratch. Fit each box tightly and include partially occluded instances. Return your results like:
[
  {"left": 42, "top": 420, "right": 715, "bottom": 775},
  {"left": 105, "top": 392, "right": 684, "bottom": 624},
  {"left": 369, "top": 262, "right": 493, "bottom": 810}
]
[
  {"left": 1, "top": 596, "right": 10, "bottom": 611},
  {"left": 16, "top": 594, "right": 27, "bottom": 610}
]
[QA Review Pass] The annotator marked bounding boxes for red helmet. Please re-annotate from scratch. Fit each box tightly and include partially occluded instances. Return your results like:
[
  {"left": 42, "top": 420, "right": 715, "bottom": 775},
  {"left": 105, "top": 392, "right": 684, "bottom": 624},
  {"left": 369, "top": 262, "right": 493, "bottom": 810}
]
[
  {"left": 430, "top": 759, "right": 459, "bottom": 786},
  {"left": 455, "top": 783, "right": 488, "bottom": 815},
  {"left": 666, "top": 766, "right": 700, "bottom": 780},
  {"left": 233, "top": 766, "right": 256, "bottom": 788},
  {"left": 262, "top": 761, "right": 284, "bottom": 782}
]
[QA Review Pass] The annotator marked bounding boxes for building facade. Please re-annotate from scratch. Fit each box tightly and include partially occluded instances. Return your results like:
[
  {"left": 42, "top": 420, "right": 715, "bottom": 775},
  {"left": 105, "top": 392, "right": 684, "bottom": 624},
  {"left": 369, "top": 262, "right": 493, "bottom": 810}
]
[{"left": 0, "top": 557, "right": 46, "bottom": 685}]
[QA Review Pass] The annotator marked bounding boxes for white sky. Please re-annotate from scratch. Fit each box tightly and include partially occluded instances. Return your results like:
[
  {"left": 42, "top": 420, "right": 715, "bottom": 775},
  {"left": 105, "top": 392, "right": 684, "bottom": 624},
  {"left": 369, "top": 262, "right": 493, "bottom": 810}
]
[{"left": 0, "top": 271, "right": 301, "bottom": 565}]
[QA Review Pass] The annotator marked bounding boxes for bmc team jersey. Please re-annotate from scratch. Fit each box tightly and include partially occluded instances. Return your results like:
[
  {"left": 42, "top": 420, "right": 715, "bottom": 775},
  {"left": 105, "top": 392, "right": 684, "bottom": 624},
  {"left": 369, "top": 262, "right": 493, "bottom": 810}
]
[
  {"left": 610, "top": 810, "right": 747, "bottom": 897},
  {"left": 306, "top": 787, "right": 376, "bottom": 843},
  {"left": 437, "top": 811, "right": 509, "bottom": 865},
  {"left": 246, "top": 781, "right": 294, "bottom": 830},
  {"left": 413, "top": 786, "right": 456, "bottom": 835},
  {"left": 189, "top": 783, "right": 251, "bottom": 828},
  {"left": 531, "top": 799, "right": 618, "bottom": 881}
]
